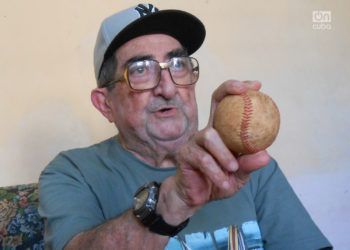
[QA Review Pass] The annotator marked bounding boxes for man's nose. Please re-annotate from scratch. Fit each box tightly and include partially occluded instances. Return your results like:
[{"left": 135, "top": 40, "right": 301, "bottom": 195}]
[{"left": 153, "top": 68, "right": 178, "bottom": 99}]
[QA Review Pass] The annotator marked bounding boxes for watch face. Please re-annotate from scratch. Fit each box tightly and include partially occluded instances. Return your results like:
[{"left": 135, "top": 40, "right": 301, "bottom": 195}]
[{"left": 133, "top": 189, "right": 149, "bottom": 210}]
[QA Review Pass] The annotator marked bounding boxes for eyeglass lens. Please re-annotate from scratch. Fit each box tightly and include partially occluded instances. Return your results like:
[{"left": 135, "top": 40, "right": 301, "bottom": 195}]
[{"left": 127, "top": 57, "right": 199, "bottom": 90}]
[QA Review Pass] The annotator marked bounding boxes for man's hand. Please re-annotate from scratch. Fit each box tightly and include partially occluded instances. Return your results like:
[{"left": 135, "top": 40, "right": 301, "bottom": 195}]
[{"left": 158, "top": 80, "right": 270, "bottom": 225}]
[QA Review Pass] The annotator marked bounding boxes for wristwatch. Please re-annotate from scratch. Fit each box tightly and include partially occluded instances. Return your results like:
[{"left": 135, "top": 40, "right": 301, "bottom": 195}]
[{"left": 133, "top": 181, "right": 189, "bottom": 237}]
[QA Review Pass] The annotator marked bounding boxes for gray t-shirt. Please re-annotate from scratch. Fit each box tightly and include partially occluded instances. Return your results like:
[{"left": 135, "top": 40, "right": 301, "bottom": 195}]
[{"left": 39, "top": 136, "right": 331, "bottom": 249}]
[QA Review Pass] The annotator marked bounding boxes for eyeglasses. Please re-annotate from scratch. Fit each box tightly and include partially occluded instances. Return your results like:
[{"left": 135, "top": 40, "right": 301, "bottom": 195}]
[{"left": 103, "top": 56, "right": 199, "bottom": 91}]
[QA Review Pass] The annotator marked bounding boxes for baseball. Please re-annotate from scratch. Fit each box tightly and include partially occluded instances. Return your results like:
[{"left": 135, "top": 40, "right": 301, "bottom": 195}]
[{"left": 213, "top": 90, "right": 280, "bottom": 155}]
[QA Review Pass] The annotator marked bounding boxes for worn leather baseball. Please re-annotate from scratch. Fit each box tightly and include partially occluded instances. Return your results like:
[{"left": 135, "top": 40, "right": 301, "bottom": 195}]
[{"left": 213, "top": 90, "right": 280, "bottom": 155}]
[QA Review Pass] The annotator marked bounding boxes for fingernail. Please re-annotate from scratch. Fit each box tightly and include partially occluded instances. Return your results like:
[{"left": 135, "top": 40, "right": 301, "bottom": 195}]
[
  {"left": 222, "top": 180, "right": 230, "bottom": 189},
  {"left": 229, "top": 161, "right": 238, "bottom": 172}
]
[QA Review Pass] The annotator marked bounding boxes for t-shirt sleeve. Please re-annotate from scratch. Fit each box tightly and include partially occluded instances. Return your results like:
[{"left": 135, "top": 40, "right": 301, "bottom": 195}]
[
  {"left": 39, "top": 152, "right": 105, "bottom": 250},
  {"left": 250, "top": 159, "right": 332, "bottom": 249}
]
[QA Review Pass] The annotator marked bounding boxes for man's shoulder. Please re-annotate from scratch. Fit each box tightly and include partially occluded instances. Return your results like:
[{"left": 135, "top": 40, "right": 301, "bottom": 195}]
[
  {"left": 43, "top": 136, "right": 117, "bottom": 172},
  {"left": 59, "top": 136, "right": 116, "bottom": 158}
]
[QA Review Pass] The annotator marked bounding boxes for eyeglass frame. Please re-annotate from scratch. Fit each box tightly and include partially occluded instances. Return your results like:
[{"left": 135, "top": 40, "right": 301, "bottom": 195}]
[{"left": 101, "top": 56, "right": 200, "bottom": 92}]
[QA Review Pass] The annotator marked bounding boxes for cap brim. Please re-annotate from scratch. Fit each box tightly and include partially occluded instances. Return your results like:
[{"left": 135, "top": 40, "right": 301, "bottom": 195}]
[{"left": 104, "top": 10, "right": 206, "bottom": 62}]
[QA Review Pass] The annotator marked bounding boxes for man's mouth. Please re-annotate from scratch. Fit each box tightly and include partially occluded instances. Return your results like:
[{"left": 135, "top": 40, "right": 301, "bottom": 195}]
[
  {"left": 159, "top": 107, "right": 172, "bottom": 112},
  {"left": 154, "top": 106, "right": 177, "bottom": 117}
]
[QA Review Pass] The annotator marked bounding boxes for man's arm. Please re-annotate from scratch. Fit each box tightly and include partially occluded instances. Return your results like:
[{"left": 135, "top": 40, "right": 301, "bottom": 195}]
[{"left": 65, "top": 210, "right": 168, "bottom": 250}]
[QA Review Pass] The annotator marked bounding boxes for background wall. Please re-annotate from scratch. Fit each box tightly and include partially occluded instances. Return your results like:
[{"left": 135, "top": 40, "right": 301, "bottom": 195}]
[{"left": 1, "top": 0, "right": 348, "bottom": 248}]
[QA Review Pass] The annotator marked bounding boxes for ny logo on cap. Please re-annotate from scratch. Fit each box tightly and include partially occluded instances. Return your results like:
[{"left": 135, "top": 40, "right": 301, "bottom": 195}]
[{"left": 135, "top": 4, "right": 159, "bottom": 17}]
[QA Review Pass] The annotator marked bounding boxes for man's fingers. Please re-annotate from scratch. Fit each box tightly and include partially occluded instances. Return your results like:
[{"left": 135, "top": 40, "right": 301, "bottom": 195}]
[
  {"left": 207, "top": 80, "right": 262, "bottom": 127},
  {"left": 177, "top": 143, "right": 232, "bottom": 190},
  {"left": 237, "top": 150, "right": 270, "bottom": 174},
  {"left": 212, "top": 80, "right": 262, "bottom": 104},
  {"left": 242, "top": 80, "right": 262, "bottom": 91},
  {"left": 211, "top": 80, "right": 248, "bottom": 104},
  {"left": 195, "top": 128, "right": 238, "bottom": 172}
]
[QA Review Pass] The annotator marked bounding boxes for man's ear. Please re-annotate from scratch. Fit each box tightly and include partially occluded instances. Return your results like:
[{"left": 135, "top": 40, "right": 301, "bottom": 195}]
[{"left": 91, "top": 88, "right": 115, "bottom": 123}]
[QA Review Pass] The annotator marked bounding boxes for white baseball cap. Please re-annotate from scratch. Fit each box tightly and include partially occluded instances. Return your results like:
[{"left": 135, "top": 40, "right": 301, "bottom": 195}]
[{"left": 94, "top": 3, "right": 206, "bottom": 82}]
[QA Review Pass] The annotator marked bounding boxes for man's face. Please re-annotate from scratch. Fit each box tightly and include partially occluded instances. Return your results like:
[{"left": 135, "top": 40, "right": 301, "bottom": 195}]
[{"left": 106, "top": 34, "right": 198, "bottom": 152}]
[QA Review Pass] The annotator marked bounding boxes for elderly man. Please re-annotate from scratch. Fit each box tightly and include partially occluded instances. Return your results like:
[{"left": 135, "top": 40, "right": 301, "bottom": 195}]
[{"left": 39, "top": 3, "right": 332, "bottom": 249}]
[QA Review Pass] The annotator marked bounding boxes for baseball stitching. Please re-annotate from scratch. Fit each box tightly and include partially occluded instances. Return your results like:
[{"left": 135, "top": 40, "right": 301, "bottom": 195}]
[{"left": 240, "top": 93, "right": 258, "bottom": 153}]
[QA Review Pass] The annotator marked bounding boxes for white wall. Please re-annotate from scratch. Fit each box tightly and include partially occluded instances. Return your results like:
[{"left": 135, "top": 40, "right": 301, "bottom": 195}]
[{"left": 1, "top": 0, "right": 348, "bottom": 248}]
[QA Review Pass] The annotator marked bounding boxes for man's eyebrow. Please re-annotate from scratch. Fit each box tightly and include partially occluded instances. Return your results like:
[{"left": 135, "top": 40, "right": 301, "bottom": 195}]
[
  {"left": 123, "top": 55, "right": 153, "bottom": 68},
  {"left": 122, "top": 48, "right": 188, "bottom": 68},
  {"left": 167, "top": 48, "right": 188, "bottom": 58}
]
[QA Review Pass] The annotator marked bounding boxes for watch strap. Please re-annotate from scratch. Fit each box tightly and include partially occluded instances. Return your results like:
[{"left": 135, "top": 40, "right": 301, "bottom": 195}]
[
  {"left": 133, "top": 181, "right": 189, "bottom": 237},
  {"left": 149, "top": 213, "right": 189, "bottom": 237}
]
